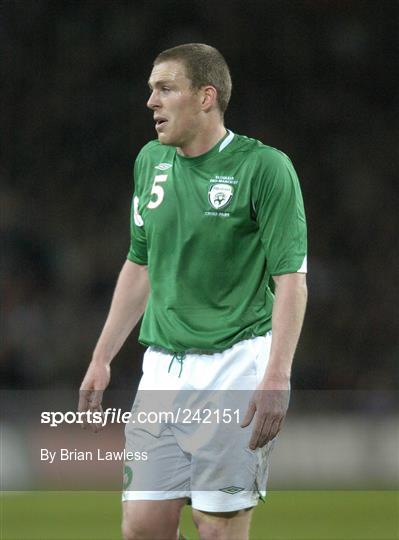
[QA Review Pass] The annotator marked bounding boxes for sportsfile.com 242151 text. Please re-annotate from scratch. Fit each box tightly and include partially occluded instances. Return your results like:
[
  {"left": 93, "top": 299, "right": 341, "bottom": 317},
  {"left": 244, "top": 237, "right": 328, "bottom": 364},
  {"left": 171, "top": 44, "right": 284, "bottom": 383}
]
[{"left": 41, "top": 408, "right": 241, "bottom": 428}]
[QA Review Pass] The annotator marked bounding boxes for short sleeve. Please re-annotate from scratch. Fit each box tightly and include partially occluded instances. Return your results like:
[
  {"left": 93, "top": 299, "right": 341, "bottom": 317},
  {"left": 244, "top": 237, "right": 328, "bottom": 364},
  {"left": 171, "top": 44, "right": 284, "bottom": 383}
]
[
  {"left": 127, "top": 158, "right": 148, "bottom": 265},
  {"left": 252, "top": 150, "right": 307, "bottom": 275}
]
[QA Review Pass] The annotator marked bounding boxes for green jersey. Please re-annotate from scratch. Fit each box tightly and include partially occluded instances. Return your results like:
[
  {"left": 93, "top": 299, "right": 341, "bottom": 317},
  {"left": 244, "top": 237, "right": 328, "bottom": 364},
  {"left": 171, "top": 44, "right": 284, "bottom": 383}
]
[{"left": 128, "top": 131, "right": 307, "bottom": 353}]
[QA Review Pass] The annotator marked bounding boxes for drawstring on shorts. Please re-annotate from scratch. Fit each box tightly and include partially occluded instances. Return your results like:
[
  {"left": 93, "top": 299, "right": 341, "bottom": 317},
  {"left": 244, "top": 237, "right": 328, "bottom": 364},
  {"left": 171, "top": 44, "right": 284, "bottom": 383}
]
[{"left": 168, "top": 352, "right": 185, "bottom": 377}]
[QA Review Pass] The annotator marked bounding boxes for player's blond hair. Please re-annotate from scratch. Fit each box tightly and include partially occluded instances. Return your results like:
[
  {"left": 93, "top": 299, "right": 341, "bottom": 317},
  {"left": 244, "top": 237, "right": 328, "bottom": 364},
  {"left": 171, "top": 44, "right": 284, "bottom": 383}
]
[{"left": 154, "top": 43, "right": 232, "bottom": 116}]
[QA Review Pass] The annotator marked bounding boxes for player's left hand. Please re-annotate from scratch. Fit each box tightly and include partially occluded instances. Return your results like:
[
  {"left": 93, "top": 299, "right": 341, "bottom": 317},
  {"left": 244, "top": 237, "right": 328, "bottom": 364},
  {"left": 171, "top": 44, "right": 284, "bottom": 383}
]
[
  {"left": 241, "top": 379, "right": 290, "bottom": 449},
  {"left": 78, "top": 360, "right": 111, "bottom": 433}
]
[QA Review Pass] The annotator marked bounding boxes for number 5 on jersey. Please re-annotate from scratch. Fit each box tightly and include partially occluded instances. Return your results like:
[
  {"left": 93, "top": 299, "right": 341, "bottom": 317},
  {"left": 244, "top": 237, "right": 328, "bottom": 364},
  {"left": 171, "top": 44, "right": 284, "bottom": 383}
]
[{"left": 148, "top": 174, "right": 168, "bottom": 209}]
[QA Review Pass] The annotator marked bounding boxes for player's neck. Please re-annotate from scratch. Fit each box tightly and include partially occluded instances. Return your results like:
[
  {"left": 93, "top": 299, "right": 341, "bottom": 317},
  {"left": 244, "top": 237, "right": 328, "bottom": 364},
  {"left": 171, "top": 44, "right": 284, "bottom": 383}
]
[{"left": 177, "top": 121, "right": 227, "bottom": 158}]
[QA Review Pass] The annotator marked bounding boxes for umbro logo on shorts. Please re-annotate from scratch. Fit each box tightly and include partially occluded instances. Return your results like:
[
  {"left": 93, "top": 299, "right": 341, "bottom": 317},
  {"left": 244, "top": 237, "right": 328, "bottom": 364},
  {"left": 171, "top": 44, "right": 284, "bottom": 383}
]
[{"left": 218, "top": 486, "right": 245, "bottom": 495}]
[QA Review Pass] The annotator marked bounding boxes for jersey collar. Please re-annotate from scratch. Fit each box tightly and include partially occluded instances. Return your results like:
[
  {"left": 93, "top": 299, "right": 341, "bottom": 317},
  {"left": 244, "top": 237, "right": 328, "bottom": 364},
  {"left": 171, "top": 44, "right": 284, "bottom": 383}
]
[{"left": 175, "top": 130, "right": 235, "bottom": 167}]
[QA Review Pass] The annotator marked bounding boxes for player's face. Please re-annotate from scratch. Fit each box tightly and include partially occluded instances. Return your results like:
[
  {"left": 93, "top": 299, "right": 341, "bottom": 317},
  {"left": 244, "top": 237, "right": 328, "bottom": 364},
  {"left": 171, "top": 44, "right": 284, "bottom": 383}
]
[{"left": 147, "top": 60, "right": 203, "bottom": 148}]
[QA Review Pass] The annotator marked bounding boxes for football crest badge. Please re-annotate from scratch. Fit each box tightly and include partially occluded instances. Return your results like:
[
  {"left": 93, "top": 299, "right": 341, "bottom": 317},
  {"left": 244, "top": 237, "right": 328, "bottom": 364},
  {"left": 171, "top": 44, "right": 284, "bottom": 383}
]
[
  {"left": 123, "top": 465, "right": 133, "bottom": 489},
  {"left": 208, "top": 183, "right": 234, "bottom": 210}
]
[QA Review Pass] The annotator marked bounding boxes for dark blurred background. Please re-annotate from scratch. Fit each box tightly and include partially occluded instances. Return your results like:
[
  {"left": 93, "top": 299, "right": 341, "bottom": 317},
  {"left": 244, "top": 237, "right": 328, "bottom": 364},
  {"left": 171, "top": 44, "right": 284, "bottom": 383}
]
[{"left": 2, "top": 0, "right": 398, "bottom": 391}]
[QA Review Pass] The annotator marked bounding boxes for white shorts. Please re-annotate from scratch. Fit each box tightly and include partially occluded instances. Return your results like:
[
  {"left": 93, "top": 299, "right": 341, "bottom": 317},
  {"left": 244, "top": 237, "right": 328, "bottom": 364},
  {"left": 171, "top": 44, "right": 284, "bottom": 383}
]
[{"left": 122, "top": 333, "right": 275, "bottom": 512}]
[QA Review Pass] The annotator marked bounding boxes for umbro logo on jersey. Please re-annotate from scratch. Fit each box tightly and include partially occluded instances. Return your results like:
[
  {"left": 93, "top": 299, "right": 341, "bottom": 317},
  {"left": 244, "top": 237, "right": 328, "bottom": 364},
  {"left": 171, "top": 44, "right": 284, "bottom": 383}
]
[
  {"left": 155, "top": 162, "right": 172, "bottom": 170},
  {"left": 208, "top": 183, "right": 234, "bottom": 210},
  {"left": 219, "top": 486, "right": 244, "bottom": 495}
]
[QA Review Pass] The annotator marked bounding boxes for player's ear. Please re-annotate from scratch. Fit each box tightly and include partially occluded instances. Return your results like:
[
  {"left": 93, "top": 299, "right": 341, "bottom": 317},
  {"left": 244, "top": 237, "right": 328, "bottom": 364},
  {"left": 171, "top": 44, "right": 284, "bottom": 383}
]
[{"left": 201, "top": 85, "right": 218, "bottom": 112}]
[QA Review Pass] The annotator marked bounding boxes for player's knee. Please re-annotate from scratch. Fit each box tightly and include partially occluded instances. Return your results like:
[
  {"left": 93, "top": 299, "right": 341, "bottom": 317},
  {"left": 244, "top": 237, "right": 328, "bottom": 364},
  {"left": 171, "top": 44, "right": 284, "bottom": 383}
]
[
  {"left": 196, "top": 520, "right": 224, "bottom": 540},
  {"left": 193, "top": 510, "right": 250, "bottom": 540},
  {"left": 193, "top": 514, "right": 226, "bottom": 540},
  {"left": 122, "top": 502, "right": 181, "bottom": 540},
  {"left": 121, "top": 517, "right": 162, "bottom": 540},
  {"left": 121, "top": 514, "right": 146, "bottom": 540},
  {"left": 121, "top": 508, "right": 157, "bottom": 540}
]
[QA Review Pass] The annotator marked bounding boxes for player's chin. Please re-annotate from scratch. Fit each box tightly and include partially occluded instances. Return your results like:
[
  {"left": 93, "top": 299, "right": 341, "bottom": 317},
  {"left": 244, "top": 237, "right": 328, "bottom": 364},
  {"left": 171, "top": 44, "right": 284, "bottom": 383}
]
[
  {"left": 156, "top": 130, "right": 167, "bottom": 141},
  {"left": 157, "top": 132, "right": 174, "bottom": 146}
]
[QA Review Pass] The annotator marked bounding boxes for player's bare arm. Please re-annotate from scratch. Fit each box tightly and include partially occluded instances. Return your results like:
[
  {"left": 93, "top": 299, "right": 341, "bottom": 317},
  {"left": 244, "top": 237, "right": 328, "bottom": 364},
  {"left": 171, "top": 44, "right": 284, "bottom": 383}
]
[
  {"left": 78, "top": 260, "right": 150, "bottom": 429},
  {"left": 241, "top": 272, "right": 307, "bottom": 449}
]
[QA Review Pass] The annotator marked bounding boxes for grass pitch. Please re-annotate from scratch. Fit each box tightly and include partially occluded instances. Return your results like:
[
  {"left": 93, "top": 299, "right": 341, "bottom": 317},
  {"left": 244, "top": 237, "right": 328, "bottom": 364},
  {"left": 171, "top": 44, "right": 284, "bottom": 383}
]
[{"left": 1, "top": 491, "right": 398, "bottom": 539}]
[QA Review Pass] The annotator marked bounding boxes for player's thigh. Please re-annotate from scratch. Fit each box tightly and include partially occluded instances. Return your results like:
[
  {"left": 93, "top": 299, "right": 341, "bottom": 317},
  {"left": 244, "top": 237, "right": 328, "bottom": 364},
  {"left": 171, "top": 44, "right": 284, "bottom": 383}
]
[
  {"left": 122, "top": 498, "right": 187, "bottom": 540},
  {"left": 192, "top": 507, "right": 253, "bottom": 540}
]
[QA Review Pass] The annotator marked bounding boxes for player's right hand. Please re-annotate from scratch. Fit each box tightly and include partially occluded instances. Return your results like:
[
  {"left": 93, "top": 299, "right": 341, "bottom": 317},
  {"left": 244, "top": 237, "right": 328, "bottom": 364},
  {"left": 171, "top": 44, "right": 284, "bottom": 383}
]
[{"left": 78, "top": 361, "right": 111, "bottom": 433}]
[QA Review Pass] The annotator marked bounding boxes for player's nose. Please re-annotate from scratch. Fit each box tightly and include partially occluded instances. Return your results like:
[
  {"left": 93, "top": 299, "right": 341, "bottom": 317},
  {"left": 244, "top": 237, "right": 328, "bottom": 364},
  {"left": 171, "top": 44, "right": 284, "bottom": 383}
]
[{"left": 147, "top": 90, "right": 160, "bottom": 110}]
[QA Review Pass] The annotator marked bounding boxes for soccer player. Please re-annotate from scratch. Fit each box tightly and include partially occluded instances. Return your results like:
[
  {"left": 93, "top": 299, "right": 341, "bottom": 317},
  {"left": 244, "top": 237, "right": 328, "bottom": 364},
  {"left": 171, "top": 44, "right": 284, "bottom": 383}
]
[{"left": 79, "top": 43, "right": 307, "bottom": 540}]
